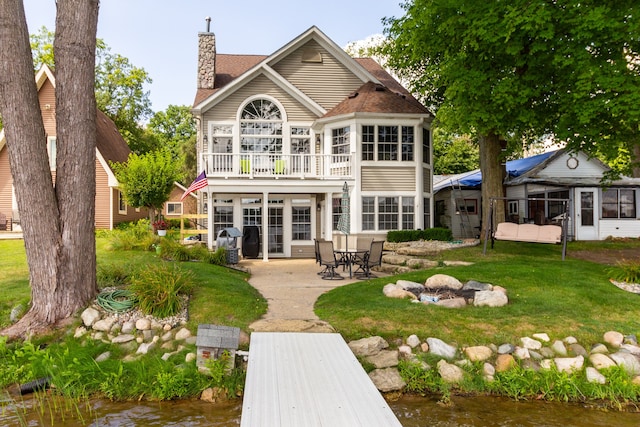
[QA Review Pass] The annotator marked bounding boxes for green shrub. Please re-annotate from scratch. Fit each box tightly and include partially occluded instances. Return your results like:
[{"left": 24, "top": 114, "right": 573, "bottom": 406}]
[
  {"left": 129, "top": 263, "right": 194, "bottom": 318},
  {"left": 607, "top": 259, "right": 640, "bottom": 283},
  {"left": 204, "top": 247, "right": 227, "bottom": 266},
  {"left": 96, "top": 263, "right": 131, "bottom": 289},
  {"left": 386, "top": 228, "right": 453, "bottom": 243}
]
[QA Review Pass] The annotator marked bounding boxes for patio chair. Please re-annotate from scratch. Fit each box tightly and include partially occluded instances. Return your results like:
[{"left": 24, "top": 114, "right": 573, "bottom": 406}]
[
  {"left": 317, "top": 240, "right": 343, "bottom": 280},
  {"left": 314, "top": 238, "right": 328, "bottom": 275},
  {"left": 0, "top": 212, "right": 6, "bottom": 231},
  {"left": 354, "top": 240, "right": 384, "bottom": 279}
]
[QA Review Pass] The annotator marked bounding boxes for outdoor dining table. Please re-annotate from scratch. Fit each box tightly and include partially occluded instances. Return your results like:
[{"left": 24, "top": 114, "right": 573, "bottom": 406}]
[{"left": 333, "top": 248, "right": 368, "bottom": 279}]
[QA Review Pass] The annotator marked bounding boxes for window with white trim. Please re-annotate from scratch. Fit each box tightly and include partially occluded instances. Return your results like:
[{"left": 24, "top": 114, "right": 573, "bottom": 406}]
[
  {"left": 240, "top": 99, "right": 282, "bottom": 154},
  {"left": 213, "top": 199, "right": 234, "bottom": 237},
  {"left": 362, "top": 196, "right": 416, "bottom": 231},
  {"left": 402, "top": 197, "right": 415, "bottom": 229},
  {"left": 332, "top": 126, "right": 350, "bottom": 155},
  {"left": 378, "top": 197, "right": 399, "bottom": 230},
  {"left": 360, "top": 125, "right": 415, "bottom": 162},
  {"left": 292, "top": 204, "right": 311, "bottom": 241},
  {"left": 166, "top": 202, "right": 183, "bottom": 216},
  {"left": 602, "top": 188, "right": 636, "bottom": 219},
  {"left": 118, "top": 190, "right": 127, "bottom": 214}
]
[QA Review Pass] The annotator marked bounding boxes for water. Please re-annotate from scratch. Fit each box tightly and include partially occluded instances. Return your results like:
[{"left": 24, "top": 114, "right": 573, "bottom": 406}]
[{"left": 3, "top": 394, "right": 639, "bottom": 426}]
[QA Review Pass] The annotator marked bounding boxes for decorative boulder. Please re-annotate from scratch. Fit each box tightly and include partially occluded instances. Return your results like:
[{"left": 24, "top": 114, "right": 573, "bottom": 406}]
[{"left": 425, "top": 274, "right": 463, "bottom": 290}]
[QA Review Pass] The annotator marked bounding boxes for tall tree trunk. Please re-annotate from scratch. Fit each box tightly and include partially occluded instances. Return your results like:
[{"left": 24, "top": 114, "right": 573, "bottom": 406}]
[
  {"left": 0, "top": 0, "right": 100, "bottom": 338},
  {"left": 479, "top": 132, "right": 506, "bottom": 240}
]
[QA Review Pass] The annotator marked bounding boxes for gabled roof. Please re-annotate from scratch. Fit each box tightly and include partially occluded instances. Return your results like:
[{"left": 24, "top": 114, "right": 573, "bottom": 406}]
[
  {"left": 193, "top": 26, "right": 432, "bottom": 119},
  {"left": 0, "top": 65, "right": 131, "bottom": 186}
]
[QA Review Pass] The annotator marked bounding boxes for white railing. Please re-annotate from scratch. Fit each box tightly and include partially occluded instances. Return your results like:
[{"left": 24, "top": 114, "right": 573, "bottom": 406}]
[{"left": 201, "top": 153, "right": 353, "bottom": 179}]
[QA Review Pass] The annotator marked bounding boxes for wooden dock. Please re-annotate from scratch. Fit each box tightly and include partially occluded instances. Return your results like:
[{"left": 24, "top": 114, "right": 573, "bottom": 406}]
[{"left": 240, "top": 332, "right": 402, "bottom": 427}]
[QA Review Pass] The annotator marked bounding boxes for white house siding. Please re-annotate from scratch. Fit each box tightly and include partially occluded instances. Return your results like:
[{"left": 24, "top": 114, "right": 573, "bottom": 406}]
[
  {"left": 204, "top": 75, "right": 316, "bottom": 122},
  {"left": 361, "top": 167, "right": 416, "bottom": 191},
  {"left": 271, "top": 40, "right": 364, "bottom": 110},
  {"left": 538, "top": 152, "right": 603, "bottom": 179},
  {"left": 598, "top": 219, "right": 640, "bottom": 239}
]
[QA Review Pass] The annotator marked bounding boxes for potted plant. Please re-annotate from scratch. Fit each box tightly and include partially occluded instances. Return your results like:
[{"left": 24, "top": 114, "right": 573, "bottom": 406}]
[{"left": 153, "top": 218, "right": 169, "bottom": 236}]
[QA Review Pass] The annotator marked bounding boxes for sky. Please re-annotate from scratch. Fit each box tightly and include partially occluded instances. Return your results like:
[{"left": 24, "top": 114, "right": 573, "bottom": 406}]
[{"left": 24, "top": 0, "right": 406, "bottom": 113}]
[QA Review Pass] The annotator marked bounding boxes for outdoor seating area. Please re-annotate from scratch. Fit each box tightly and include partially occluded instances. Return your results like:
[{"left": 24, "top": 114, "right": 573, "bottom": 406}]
[{"left": 314, "top": 238, "right": 385, "bottom": 280}]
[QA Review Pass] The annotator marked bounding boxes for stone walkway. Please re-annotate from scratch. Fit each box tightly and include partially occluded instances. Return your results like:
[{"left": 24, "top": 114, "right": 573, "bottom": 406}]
[{"left": 243, "top": 258, "right": 379, "bottom": 333}]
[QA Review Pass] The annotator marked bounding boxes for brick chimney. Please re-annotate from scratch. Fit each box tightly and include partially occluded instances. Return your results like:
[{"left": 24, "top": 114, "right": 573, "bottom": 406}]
[{"left": 198, "top": 17, "right": 215, "bottom": 90}]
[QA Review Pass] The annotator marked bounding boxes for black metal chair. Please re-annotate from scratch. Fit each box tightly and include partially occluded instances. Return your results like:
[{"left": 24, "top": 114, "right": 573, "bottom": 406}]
[
  {"left": 317, "top": 240, "right": 343, "bottom": 280},
  {"left": 354, "top": 240, "right": 384, "bottom": 278}
]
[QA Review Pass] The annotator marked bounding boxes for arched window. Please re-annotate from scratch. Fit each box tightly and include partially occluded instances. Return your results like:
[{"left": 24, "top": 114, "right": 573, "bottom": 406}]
[{"left": 240, "top": 98, "right": 283, "bottom": 154}]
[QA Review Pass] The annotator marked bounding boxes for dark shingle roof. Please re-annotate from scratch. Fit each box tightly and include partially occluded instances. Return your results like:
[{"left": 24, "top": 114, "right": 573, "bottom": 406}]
[{"left": 96, "top": 110, "right": 131, "bottom": 166}]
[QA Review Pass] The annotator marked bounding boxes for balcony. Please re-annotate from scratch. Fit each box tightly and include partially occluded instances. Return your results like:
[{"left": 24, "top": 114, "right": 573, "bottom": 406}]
[{"left": 202, "top": 153, "right": 353, "bottom": 180}]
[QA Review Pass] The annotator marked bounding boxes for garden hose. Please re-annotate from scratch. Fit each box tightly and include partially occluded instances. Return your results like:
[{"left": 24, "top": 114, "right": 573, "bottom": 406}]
[{"left": 96, "top": 289, "right": 136, "bottom": 313}]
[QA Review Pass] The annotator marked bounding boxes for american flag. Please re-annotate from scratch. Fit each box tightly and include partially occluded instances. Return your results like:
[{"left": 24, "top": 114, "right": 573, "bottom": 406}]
[{"left": 180, "top": 171, "right": 207, "bottom": 201}]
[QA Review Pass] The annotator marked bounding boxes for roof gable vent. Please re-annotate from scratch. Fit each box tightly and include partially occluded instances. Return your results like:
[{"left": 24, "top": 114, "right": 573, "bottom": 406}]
[{"left": 301, "top": 48, "right": 323, "bottom": 63}]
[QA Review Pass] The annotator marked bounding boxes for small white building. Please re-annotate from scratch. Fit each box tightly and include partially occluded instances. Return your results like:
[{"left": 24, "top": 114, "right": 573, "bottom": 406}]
[{"left": 434, "top": 149, "right": 640, "bottom": 241}]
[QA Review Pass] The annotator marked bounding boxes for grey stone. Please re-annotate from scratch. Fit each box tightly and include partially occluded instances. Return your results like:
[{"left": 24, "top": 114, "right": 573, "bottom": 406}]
[
  {"left": 161, "top": 331, "right": 174, "bottom": 342},
  {"left": 521, "top": 337, "right": 542, "bottom": 350},
  {"left": 437, "top": 360, "right": 464, "bottom": 383},
  {"left": 406, "top": 334, "right": 421, "bottom": 348},
  {"left": 564, "top": 336, "right": 578, "bottom": 345},
  {"left": 464, "top": 346, "right": 493, "bottom": 362},
  {"left": 161, "top": 352, "right": 176, "bottom": 361},
  {"left": 95, "top": 351, "right": 111, "bottom": 362},
  {"left": 368, "top": 368, "right": 406, "bottom": 392},
  {"left": 589, "top": 353, "right": 617, "bottom": 370},
  {"left": 590, "top": 343, "right": 609, "bottom": 354},
  {"left": 483, "top": 362, "right": 495, "bottom": 377},
  {"left": 604, "top": 331, "right": 624, "bottom": 348},
  {"left": 81, "top": 307, "right": 101, "bottom": 327},
  {"left": 463, "top": 280, "right": 492, "bottom": 292},
  {"left": 586, "top": 367, "right": 606, "bottom": 384},
  {"left": 185, "top": 352, "right": 197, "bottom": 363},
  {"left": 185, "top": 336, "right": 197, "bottom": 345},
  {"left": 142, "top": 329, "right": 155, "bottom": 342},
  {"left": 150, "top": 319, "right": 163, "bottom": 330},
  {"left": 610, "top": 352, "right": 640, "bottom": 375},
  {"left": 92, "top": 317, "right": 115, "bottom": 332},
  {"left": 532, "top": 333, "right": 550, "bottom": 342},
  {"left": 349, "top": 336, "right": 389, "bottom": 357},
  {"left": 620, "top": 344, "right": 640, "bottom": 356},
  {"left": 551, "top": 340, "right": 567, "bottom": 356},
  {"left": 514, "top": 347, "right": 530, "bottom": 360},
  {"left": 175, "top": 327, "right": 192, "bottom": 340},
  {"left": 473, "top": 290, "right": 508, "bottom": 307},
  {"left": 569, "top": 343, "right": 588, "bottom": 357},
  {"left": 398, "top": 345, "right": 413, "bottom": 358},
  {"left": 111, "top": 334, "right": 136, "bottom": 344},
  {"left": 366, "top": 350, "right": 399, "bottom": 369},
  {"left": 396, "top": 280, "right": 426, "bottom": 292},
  {"left": 498, "top": 343, "right": 515, "bottom": 354},
  {"left": 554, "top": 355, "right": 584, "bottom": 373},
  {"left": 625, "top": 334, "right": 638, "bottom": 345},
  {"left": 121, "top": 321, "right": 135, "bottom": 334},
  {"left": 137, "top": 341, "right": 156, "bottom": 355},
  {"left": 136, "top": 318, "right": 151, "bottom": 331},
  {"left": 521, "top": 359, "right": 541, "bottom": 371},
  {"left": 425, "top": 274, "right": 463, "bottom": 291},
  {"left": 540, "top": 347, "right": 555, "bottom": 358},
  {"left": 427, "top": 337, "right": 457, "bottom": 359},
  {"left": 529, "top": 350, "right": 543, "bottom": 360},
  {"left": 74, "top": 326, "right": 88, "bottom": 338}
]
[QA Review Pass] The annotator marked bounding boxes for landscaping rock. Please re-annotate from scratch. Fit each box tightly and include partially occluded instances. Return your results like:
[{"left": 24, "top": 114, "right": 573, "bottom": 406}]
[
  {"left": 396, "top": 280, "right": 425, "bottom": 293},
  {"left": 137, "top": 341, "right": 156, "bottom": 355},
  {"left": 473, "top": 290, "right": 508, "bottom": 307},
  {"left": 437, "top": 360, "right": 464, "bottom": 383},
  {"left": 610, "top": 351, "right": 640, "bottom": 375},
  {"left": 349, "top": 336, "right": 389, "bottom": 357},
  {"left": 569, "top": 343, "right": 588, "bottom": 357},
  {"left": 589, "top": 353, "right": 616, "bottom": 370},
  {"left": 620, "top": 343, "right": 640, "bottom": 356},
  {"left": 368, "top": 368, "right": 406, "bottom": 392},
  {"left": 366, "top": 350, "right": 399, "bottom": 369},
  {"left": 521, "top": 337, "right": 542, "bottom": 350},
  {"left": 387, "top": 289, "right": 418, "bottom": 300},
  {"left": 464, "top": 346, "right": 493, "bottom": 362},
  {"left": 604, "top": 331, "right": 624, "bottom": 348},
  {"left": 74, "top": 326, "right": 88, "bottom": 338},
  {"left": 425, "top": 274, "right": 463, "bottom": 290},
  {"left": 436, "top": 297, "right": 467, "bottom": 308},
  {"left": 564, "top": 336, "right": 578, "bottom": 345},
  {"left": 551, "top": 340, "right": 567, "bottom": 356},
  {"left": 590, "top": 343, "right": 609, "bottom": 354},
  {"left": 81, "top": 307, "right": 101, "bottom": 327},
  {"left": 136, "top": 318, "right": 151, "bottom": 331},
  {"left": 186, "top": 352, "right": 197, "bottom": 363},
  {"left": 463, "top": 281, "right": 492, "bottom": 292},
  {"left": 95, "top": 351, "right": 111, "bottom": 363},
  {"left": 514, "top": 347, "right": 530, "bottom": 360},
  {"left": 532, "top": 333, "right": 550, "bottom": 342},
  {"left": 498, "top": 343, "right": 515, "bottom": 354},
  {"left": 111, "top": 334, "right": 136, "bottom": 344},
  {"left": 406, "top": 334, "right": 421, "bottom": 348},
  {"left": 398, "top": 345, "right": 413, "bottom": 358},
  {"left": 93, "top": 317, "right": 115, "bottom": 332},
  {"left": 121, "top": 321, "right": 135, "bottom": 334},
  {"left": 586, "top": 367, "right": 606, "bottom": 384},
  {"left": 554, "top": 355, "right": 584, "bottom": 373},
  {"left": 175, "top": 327, "right": 192, "bottom": 340},
  {"left": 427, "top": 337, "right": 457, "bottom": 359}
]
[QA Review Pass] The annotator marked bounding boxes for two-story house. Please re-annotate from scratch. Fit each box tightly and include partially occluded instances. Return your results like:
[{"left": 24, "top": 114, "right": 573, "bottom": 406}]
[{"left": 192, "top": 25, "right": 433, "bottom": 260}]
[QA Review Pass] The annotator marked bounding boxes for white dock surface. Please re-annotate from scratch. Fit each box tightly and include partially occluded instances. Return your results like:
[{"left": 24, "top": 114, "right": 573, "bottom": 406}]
[{"left": 240, "top": 332, "right": 402, "bottom": 427}]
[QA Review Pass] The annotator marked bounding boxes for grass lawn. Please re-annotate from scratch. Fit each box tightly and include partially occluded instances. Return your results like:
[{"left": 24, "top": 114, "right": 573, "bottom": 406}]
[
  {"left": 316, "top": 239, "right": 640, "bottom": 347},
  {"left": 0, "top": 238, "right": 268, "bottom": 333}
]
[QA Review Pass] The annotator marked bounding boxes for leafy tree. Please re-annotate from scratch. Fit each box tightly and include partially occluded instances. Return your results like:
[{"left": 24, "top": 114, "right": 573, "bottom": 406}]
[
  {"left": 382, "top": 1, "right": 640, "bottom": 234},
  {"left": 433, "top": 128, "right": 479, "bottom": 175},
  {"left": 147, "top": 105, "right": 197, "bottom": 180},
  {"left": 0, "top": 0, "right": 99, "bottom": 338},
  {"left": 30, "top": 26, "right": 153, "bottom": 154},
  {"left": 111, "top": 150, "right": 183, "bottom": 223}
]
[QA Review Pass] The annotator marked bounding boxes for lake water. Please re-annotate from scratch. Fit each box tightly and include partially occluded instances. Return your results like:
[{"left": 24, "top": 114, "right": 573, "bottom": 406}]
[{"left": 3, "top": 393, "right": 639, "bottom": 426}]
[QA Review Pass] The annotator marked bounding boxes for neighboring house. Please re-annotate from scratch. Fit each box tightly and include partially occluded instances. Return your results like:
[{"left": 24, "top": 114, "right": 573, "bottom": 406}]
[
  {"left": 191, "top": 26, "right": 434, "bottom": 259},
  {"left": 0, "top": 65, "right": 147, "bottom": 230},
  {"left": 434, "top": 149, "right": 640, "bottom": 240}
]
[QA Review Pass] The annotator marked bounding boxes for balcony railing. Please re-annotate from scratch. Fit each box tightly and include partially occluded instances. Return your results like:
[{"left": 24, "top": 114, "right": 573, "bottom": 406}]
[{"left": 201, "top": 153, "right": 353, "bottom": 179}]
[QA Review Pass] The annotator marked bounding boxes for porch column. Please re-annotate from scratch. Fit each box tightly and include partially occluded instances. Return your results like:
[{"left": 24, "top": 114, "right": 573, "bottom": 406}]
[
  {"left": 324, "top": 191, "right": 333, "bottom": 243},
  {"left": 207, "top": 192, "right": 214, "bottom": 250},
  {"left": 262, "top": 192, "right": 269, "bottom": 262}
]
